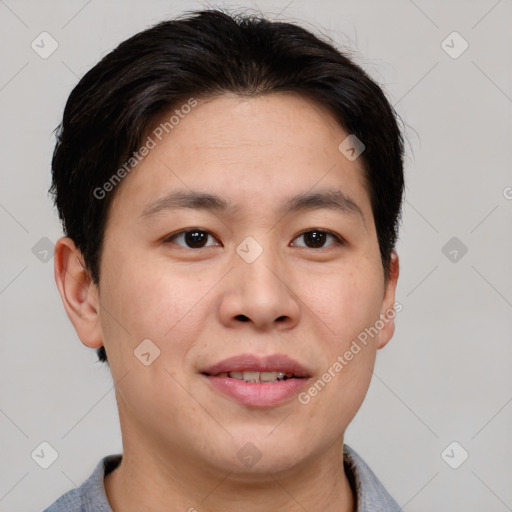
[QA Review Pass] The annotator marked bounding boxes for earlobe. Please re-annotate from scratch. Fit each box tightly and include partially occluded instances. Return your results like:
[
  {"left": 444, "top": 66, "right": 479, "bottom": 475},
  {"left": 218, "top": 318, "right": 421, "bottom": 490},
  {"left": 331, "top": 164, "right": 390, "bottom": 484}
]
[
  {"left": 54, "top": 237, "right": 104, "bottom": 350},
  {"left": 377, "top": 250, "right": 400, "bottom": 350}
]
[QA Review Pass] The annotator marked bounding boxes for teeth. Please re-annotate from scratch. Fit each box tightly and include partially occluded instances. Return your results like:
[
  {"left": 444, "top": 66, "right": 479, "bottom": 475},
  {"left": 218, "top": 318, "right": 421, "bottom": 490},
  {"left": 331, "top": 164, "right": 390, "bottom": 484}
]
[
  {"left": 216, "top": 371, "right": 294, "bottom": 382},
  {"left": 259, "top": 371, "right": 281, "bottom": 382}
]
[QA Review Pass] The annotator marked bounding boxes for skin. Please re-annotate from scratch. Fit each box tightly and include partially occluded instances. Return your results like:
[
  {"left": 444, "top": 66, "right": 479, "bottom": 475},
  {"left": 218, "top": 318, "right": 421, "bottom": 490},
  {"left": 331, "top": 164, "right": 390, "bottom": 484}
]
[{"left": 55, "top": 92, "right": 399, "bottom": 512}]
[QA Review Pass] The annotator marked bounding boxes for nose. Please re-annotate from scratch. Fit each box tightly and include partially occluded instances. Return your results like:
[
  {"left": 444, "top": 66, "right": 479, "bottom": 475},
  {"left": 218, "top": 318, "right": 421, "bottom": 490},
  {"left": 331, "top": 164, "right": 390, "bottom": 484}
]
[{"left": 217, "top": 242, "right": 301, "bottom": 331}]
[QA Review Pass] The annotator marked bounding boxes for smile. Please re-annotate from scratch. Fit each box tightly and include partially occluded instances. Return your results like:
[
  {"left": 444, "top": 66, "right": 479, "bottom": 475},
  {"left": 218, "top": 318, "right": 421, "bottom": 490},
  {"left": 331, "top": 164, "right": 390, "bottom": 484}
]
[{"left": 206, "top": 370, "right": 301, "bottom": 383}]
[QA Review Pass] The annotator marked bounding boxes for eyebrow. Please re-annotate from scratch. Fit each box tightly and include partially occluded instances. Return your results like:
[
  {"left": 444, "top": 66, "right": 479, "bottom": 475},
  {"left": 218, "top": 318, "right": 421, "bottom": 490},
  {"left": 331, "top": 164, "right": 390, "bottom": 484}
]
[{"left": 140, "top": 188, "right": 365, "bottom": 223}]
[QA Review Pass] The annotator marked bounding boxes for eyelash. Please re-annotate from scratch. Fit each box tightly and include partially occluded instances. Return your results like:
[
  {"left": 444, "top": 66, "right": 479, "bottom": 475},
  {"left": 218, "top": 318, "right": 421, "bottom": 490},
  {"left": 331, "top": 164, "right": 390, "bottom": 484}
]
[{"left": 163, "top": 228, "right": 345, "bottom": 249}]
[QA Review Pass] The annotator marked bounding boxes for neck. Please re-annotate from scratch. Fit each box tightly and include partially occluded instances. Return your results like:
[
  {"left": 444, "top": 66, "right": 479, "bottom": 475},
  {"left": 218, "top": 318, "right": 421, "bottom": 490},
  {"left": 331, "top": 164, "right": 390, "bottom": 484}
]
[
  {"left": 105, "top": 435, "right": 356, "bottom": 512},
  {"left": 104, "top": 400, "right": 356, "bottom": 512}
]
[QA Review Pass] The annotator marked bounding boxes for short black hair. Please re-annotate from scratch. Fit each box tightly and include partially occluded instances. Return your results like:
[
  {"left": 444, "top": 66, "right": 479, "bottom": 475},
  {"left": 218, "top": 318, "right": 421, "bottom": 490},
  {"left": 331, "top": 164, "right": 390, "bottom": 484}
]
[{"left": 50, "top": 8, "right": 405, "bottom": 364}]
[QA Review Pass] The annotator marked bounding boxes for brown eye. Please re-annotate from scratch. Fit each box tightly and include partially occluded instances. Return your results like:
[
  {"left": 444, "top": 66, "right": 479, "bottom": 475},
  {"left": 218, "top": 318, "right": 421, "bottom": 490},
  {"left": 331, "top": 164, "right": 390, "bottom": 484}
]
[
  {"left": 292, "top": 229, "right": 342, "bottom": 249},
  {"left": 165, "top": 229, "right": 220, "bottom": 249}
]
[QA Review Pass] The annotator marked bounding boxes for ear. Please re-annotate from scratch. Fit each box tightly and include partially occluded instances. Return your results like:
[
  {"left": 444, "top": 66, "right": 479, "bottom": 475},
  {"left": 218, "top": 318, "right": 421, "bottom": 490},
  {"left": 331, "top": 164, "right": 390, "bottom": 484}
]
[
  {"left": 54, "top": 237, "right": 104, "bottom": 350},
  {"left": 376, "top": 250, "right": 400, "bottom": 350}
]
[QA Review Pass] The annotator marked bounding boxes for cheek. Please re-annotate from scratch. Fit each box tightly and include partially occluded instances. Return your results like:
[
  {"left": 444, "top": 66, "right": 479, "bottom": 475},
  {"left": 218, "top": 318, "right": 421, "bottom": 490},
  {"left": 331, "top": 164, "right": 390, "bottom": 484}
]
[
  {"left": 98, "top": 254, "right": 214, "bottom": 365},
  {"left": 298, "top": 270, "right": 381, "bottom": 432},
  {"left": 303, "top": 262, "right": 384, "bottom": 346},
  {"left": 310, "top": 262, "right": 383, "bottom": 415}
]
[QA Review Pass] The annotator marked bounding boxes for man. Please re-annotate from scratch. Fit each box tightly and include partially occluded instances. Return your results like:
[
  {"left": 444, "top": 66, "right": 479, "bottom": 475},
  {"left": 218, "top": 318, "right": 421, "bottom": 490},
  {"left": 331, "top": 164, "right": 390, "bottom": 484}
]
[{"left": 45, "top": 8, "right": 404, "bottom": 511}]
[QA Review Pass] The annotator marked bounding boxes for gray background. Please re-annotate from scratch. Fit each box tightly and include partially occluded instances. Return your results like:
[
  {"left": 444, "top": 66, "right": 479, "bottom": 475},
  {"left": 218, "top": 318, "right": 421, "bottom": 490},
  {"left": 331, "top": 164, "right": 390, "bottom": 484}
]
[{"left": 1, "top": 0, "right": 511, "bottom": 510}]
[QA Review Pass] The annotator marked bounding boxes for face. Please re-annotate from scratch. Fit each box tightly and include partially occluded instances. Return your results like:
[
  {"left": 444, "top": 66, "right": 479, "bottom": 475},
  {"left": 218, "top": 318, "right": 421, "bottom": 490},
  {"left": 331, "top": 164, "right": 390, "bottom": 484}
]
[{"left": 58, "top": 92, "right": 398, "bottom": 477}]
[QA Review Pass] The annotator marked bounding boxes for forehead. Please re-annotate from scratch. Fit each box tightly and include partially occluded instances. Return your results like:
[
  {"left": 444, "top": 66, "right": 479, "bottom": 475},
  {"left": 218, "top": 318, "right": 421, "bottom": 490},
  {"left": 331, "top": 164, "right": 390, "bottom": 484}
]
[
  {"left": 109, "top": 92, "right": 372, "bottom": 223},
  {"left": 168, "top": 92, "right": 344, "bottom": 160}
]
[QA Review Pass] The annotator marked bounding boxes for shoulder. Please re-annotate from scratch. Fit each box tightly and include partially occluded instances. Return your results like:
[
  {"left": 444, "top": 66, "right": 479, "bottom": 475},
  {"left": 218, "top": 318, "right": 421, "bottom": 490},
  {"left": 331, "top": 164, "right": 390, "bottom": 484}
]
[
  {"left": 343, "top": 444, "right": 401, "bottom": 512},
  {"left": 42, "top": 454, "right": 122, "bottom": 512}
]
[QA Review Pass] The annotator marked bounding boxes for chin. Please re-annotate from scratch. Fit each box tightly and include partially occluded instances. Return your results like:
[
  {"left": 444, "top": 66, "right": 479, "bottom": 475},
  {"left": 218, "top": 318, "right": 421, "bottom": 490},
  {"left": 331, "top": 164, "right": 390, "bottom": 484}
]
[
  {"left": 214, "top": 432, "right": 311, "bottom": 476},
  {"left": 218, "top": 454, "right": 307, "bottom": 481}
]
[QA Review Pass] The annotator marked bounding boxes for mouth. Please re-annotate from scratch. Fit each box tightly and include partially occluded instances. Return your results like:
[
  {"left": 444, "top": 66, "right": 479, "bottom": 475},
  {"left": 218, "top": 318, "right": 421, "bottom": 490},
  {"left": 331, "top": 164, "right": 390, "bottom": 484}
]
[
  {"left": 200, "top": 354, "right": 311, "bottom": 407},
  {"left": 205, "top": 370, "right": 300, "bottom": 383}
]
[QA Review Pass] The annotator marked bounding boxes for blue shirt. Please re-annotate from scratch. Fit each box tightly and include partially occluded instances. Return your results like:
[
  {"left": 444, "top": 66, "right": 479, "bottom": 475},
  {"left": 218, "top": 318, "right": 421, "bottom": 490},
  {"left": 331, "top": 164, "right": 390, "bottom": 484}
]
[{"left": 42, "top": 444, "right": 401, "bottom": 511}]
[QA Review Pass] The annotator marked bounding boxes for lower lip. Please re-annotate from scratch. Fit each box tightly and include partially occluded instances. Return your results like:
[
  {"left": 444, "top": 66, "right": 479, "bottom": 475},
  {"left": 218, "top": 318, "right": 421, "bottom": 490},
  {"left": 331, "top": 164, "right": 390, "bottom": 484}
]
[{"left": 202, "top": 375, "right": 310, "bottom": 408}]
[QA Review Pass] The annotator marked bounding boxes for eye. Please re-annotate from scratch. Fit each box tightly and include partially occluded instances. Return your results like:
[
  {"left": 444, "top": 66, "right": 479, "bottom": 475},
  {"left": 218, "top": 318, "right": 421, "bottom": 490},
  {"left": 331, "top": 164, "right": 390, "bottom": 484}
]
[
  {"left": 163, "top": 229, "right": 221, "bottom": 249},
  {"left": 291, "top": 229, "right": 344, "bottom": 249}
]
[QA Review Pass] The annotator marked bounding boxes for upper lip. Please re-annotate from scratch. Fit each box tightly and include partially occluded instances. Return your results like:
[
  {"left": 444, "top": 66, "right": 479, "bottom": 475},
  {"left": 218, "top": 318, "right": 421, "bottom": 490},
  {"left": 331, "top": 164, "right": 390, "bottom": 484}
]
[{"left": 201, "top": 354, "right": 311, "bottom": 378}]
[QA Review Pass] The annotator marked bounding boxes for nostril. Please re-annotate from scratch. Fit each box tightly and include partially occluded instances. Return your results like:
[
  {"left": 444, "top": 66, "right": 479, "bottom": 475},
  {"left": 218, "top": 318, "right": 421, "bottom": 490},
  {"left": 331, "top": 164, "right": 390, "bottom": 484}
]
[{"left": 236, "top": 314, "right": 250, "bottom": 322}]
